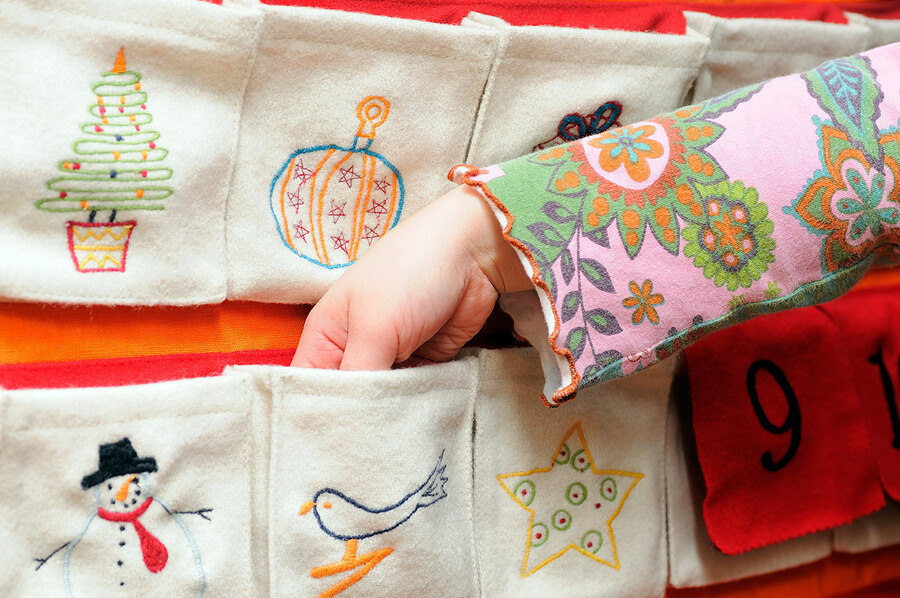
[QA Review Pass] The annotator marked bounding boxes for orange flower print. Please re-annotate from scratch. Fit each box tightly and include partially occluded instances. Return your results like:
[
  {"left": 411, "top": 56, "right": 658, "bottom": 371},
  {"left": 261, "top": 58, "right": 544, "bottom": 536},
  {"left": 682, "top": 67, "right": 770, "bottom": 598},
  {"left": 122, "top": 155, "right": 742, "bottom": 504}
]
[
  {"left": 589, "top": 124, "right": 665, "bottom": 184},
  {"left": 622, "top": 280, "right": 664, "bottom": 325}
]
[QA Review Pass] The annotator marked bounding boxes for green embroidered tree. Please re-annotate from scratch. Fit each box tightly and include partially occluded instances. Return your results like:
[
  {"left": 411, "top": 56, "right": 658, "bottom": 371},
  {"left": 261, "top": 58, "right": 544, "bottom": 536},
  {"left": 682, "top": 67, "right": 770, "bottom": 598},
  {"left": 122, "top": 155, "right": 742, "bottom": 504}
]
[{"left": 36, "top": 49, "right": 172, "bottom": 272}]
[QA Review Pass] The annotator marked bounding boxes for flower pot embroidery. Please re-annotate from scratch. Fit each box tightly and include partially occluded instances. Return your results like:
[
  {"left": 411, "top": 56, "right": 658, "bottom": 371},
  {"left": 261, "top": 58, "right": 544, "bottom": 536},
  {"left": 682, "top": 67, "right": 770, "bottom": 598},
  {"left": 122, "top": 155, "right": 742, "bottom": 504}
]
[
  {"left": 270, "top": 96, "right": 404, "bottom": 268},
  {"left": 36, "top": 49, "right": 172, "bottom": 273}
]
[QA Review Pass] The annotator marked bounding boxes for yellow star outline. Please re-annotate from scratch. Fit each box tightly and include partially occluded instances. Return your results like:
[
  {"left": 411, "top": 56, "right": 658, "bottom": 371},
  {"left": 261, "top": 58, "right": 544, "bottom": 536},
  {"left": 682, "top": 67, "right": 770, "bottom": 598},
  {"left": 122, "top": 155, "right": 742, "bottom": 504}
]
[{"left": 497, "top": 421, "right": 642, "bottom": 577}]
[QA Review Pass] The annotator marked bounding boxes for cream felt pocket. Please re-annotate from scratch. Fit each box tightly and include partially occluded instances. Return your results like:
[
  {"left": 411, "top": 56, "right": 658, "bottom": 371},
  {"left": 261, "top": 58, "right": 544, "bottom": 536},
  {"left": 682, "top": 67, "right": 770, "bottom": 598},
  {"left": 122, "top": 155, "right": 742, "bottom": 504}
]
[
  {"left": 225, "top": 5, "right": 496, "bottom": 304},
  {"left": 473, "top": 348, "right": 672, "bottom": 598},
  {"left": 0, "top": 0, "right": 261, "bottom": 305},
  {"left": 0, "top": 375, "right": 255, "bottom": 598},
  {"left": 462, "top": 13, "right": 709, "bottom": 167},
  {"left": 847, "top": 13, "right": 900, "bottom": 50},
  {"left": 833, "top": 502, "right": 900, "bottom": 554},
  {"left": 685, "top": 12, "right": 869, "bottom": 103},
  {"left": 248, "top": 358, "right": 479, "bottom": 598},
  {"left": 664, "top": 367, "right": 832, "bottom": 588}
]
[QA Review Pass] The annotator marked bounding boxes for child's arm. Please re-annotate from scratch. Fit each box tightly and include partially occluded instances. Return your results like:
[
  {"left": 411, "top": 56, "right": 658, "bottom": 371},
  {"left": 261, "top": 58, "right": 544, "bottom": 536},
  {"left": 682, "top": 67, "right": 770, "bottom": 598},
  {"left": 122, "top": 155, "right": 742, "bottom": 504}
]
[
  {"left": 295, "top": 44, "right": 900, "bottom": 407},
  {"left": 292, "top": 185, "right": 531, "bottom": 371}
]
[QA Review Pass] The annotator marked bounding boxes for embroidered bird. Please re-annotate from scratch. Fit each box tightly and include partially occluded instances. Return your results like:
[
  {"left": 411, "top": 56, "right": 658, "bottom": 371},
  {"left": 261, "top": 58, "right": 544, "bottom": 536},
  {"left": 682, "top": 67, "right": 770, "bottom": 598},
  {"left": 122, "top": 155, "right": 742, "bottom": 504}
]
[{"left": 299, "top": 451, "right": 448, "bottom": 598}]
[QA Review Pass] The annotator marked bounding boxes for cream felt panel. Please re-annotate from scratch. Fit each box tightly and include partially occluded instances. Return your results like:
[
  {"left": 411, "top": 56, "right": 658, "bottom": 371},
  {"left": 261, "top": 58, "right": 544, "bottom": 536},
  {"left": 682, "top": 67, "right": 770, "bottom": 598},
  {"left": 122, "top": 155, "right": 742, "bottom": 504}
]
[
  {"left": 833, "top": 502, "right": 900, "bottom": 554},
  {"left": 247, "top": 358, "right": 479, "bottom": 598},
  {"left": 665, "top": 366, "right": 832, "bottom": 587},
  {"left": 847, "top": 13, "right": 900, "bottom": 50},
  {"left": 0, "top": 0, "right": 261, "bottom": 305},
  {"left": 463, "top": 13, "right": 709, "bottom": 167},
  {"left": 473, "top": 348, "right": 673, "bottom": 598},
  {"left": 0, "top": 375, "right": 256, "bottom": 598},
  {"left": 226, "top": 6, "right": 496, "bottom": 304},
  {"left": 685, "top": 12, "right": 869, "bottom": 103}
]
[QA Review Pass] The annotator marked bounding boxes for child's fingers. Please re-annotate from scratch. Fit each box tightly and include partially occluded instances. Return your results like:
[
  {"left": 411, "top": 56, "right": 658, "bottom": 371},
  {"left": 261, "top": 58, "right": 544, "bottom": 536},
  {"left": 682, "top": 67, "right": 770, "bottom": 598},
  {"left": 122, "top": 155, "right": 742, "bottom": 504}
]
[
  {"left": 291, "top": 297, "right": 349, "bottom": 369},
  {"left": 339, "top": 316, "right": 400, "bottom": 371}
]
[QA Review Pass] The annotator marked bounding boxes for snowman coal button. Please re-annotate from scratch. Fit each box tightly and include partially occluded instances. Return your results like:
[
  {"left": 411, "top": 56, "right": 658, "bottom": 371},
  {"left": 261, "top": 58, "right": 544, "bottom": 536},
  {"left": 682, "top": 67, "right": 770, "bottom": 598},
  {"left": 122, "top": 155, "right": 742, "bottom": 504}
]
[{"left": 32, "top": 437, "right": 212, "bottom": 596}]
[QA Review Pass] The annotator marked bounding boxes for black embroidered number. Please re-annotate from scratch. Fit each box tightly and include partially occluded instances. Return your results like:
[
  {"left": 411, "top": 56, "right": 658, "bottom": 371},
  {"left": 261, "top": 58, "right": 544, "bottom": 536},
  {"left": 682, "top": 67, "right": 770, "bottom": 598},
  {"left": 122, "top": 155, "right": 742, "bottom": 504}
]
[
  {"left": 868, "top": 349, "right": 900, "bottom": 449},
  {"left": 746, "top": 360, "right": 801, "bottom": 472}
]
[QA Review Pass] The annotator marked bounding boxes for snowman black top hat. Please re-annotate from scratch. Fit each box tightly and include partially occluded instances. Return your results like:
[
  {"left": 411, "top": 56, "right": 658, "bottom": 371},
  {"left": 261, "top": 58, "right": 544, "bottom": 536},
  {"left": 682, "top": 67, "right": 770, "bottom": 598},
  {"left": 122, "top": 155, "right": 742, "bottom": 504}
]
[{"left": 81, "top": 438, "right": 158, "bottom": 490}]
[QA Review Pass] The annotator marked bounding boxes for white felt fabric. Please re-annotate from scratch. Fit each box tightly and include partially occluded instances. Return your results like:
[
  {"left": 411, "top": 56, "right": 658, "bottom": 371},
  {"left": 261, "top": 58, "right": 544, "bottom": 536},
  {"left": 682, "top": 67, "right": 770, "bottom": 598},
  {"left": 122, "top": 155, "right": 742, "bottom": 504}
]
[
  {"left": 225, "top": 6, "right": 496, "bottom": 304},
  {"left": 231, "top": 359, "right": 480, "bottom": 598},
  {"left": 0, "top": 375, "right": 256, "bottom": 597},
  {"left": 665, "top": 365, "right": 833, "bottom": 587},
  {"left": 463, "top": 13, "right": 709, "bottom": 167},
  {"left": 833, "top": 501, "right": 900, "bottom": 554},
  {"left": 847, "top": 13, "right": 900, "bottom": 50},
  {"left": 685, "top": 12, "right": 869, "bottom": 103},
  {"left": 0, "top": 0, "right": 261, "bottom": 305},
  {"left": 473, "top": 347, "right": 673, "bottom": 598}
]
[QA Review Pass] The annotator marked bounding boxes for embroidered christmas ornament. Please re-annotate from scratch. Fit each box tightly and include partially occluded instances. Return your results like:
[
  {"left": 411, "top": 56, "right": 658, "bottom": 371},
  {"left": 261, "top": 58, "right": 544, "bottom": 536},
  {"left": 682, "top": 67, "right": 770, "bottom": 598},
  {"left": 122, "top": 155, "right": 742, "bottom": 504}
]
[
  {"left": 36, "top": 49, "right": 170, "bottom": 274},
  {"left": 462, "top": 12, "right": 710, "bottom": 167},
  {"left": 0, "top": 0, "right": 260, "bottom": 305},
  {"left": 226, "top": 4, "right": 495, "bottom": 303},
  {"left": 473, "top": 348, "right": 672, "bottom": 598},
  {"left": 270, "top": 96, "right": 403, "bottom": 268},
  {"left": 0, "top": 375, "right": 255, "bottom": 597},
  {"left": 684, "top": 12, "right": 869, "bottom": 103}
]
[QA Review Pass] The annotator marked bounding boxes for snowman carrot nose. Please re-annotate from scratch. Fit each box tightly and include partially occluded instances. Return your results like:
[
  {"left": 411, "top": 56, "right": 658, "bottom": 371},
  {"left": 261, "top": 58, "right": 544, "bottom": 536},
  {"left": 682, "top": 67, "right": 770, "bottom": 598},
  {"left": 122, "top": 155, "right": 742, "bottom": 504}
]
[{"left": 116, "top": 475, "right": 136, "bottom": 502}]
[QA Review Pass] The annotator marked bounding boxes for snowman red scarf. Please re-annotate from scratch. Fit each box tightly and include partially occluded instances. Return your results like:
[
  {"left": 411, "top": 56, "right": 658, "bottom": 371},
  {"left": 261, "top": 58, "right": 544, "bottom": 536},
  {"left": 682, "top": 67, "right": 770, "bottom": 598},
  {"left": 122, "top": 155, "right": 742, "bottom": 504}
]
[{"left": 98, "top": 497, "right": 168, "bottom": 573}]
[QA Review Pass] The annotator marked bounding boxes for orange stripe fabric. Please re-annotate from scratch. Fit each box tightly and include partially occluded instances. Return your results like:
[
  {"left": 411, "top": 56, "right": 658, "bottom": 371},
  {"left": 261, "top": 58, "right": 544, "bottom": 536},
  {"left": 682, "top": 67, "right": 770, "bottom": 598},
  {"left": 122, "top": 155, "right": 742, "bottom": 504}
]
[
  {"left": 666, "top": 544, "right": 900, "bottom": 598},
  {"left": 0, "top": 301, "right": 309, "bottom": 365}
]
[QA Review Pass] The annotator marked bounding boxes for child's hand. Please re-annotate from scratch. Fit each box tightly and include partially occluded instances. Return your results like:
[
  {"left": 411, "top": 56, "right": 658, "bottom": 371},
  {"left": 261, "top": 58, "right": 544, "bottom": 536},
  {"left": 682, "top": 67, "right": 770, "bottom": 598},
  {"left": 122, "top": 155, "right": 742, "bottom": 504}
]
[{"left": 292, "top": 185, "right": 532, "bottom": 370}]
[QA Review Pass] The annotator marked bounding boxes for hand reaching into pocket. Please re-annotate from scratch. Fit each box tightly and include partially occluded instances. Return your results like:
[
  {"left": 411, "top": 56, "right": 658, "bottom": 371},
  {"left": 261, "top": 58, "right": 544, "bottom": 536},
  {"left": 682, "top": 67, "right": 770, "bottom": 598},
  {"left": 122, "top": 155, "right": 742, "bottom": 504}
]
[{"left": 292, "top": 185, "right": 532, "bottom": 370}]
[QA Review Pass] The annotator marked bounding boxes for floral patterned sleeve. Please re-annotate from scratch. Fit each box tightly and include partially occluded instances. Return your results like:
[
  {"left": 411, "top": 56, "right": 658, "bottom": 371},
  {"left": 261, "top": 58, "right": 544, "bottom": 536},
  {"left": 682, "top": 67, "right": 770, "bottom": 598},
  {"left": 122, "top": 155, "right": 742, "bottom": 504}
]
[{"left": 452, "top": 43, "right": 900, "bottom": 407}]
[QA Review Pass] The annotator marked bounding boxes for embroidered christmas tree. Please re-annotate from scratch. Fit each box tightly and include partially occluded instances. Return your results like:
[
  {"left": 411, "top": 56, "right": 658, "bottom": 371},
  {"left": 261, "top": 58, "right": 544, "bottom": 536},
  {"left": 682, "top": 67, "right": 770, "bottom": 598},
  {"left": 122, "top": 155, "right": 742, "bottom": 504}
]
[{"left": 36, "top": 49, "right": 172, "bottom": 273}]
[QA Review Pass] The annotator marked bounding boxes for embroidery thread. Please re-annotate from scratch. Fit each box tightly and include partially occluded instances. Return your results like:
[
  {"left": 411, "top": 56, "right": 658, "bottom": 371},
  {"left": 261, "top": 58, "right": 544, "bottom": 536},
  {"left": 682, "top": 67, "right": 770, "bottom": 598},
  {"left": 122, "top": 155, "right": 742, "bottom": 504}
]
[
  {"left": 497, "top": 423, "right": 641, "bottom": 577},
  {"left": 33, "top": 438, "right": 209, "bottom": 596},
  {"left": 533, "top": 101, "right": 623, "bottom": 152},
  {"left": 271, "top": 96, "right": 404, "bottom": 269},
  {"left": 299, "top": 451, "right": 447, "bottom": 597},
  {"left": 36, "top": 49, "right": 172, "bottom": 273}
]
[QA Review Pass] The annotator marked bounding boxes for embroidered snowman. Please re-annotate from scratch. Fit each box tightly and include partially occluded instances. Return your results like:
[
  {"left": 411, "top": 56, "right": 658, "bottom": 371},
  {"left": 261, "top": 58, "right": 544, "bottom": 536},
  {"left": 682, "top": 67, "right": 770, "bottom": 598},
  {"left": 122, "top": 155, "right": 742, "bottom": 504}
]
[{"left": 35, "top": 438, "right": 210, "bottom": 597}]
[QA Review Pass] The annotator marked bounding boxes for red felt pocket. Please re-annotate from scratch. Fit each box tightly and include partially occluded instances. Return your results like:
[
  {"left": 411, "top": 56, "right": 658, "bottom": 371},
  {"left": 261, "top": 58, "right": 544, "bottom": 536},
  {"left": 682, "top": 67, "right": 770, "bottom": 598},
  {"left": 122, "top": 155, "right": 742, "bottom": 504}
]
[
  {"left": 822, "top": 288, "right": 900, "bottom": 502},
  {"left": 685, "top": 306, "right": 884, "bottom": 554}
]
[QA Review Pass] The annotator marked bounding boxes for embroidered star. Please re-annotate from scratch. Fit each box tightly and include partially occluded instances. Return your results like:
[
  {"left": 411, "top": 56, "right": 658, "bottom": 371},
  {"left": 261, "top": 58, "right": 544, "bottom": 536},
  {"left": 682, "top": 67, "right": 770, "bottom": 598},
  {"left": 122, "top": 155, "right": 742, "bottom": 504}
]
[
  {"left": 331, "top": 231, "right": 350, "bottom": 256},
  {"left": 367, "top": 198, "right": 389, "bottom": 221},
  {"left": 373, "top": 178, "right": 391, "bottom": 194},
  {"left": 339, "top": 165, "right": 361, "bottom": 188},
  {"left": 293, "top": 159, "right": 315, "bottom": 186},
  {"left": 293, "top": 221, "right": 310, "bottom": 243},
  {"left": 328, "top": 200, "right": 347, "bottom": 224},
  {"left": 362, "top": 225, "right": 381, "bottom": 246},
  {"left": 498, "top": 421, "right": 641, "bottom": 577},
  {"left": 286, "top": 187, "right": 304, "bottom": 213}
]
